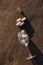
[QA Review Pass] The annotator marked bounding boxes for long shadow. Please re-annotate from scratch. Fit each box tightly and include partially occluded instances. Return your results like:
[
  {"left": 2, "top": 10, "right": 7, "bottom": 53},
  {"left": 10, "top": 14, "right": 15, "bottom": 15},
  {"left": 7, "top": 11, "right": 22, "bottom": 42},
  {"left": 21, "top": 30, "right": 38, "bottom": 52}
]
[
  {"left": 28, "top": 39, "right": 43, "bottom": 65},
  {"left": 19, "top": 11, "right": 43, "bottom": 65},
  {"left": 19, "top": 11, "right": 35, "bottom": 38}
]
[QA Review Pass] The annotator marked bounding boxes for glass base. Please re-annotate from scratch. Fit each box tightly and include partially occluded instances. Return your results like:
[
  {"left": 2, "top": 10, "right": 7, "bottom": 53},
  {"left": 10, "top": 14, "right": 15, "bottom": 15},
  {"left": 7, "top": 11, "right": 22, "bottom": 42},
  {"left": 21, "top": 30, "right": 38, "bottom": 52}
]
[{"left": 26, "top": 55, "right": 36, "bottom": 60}]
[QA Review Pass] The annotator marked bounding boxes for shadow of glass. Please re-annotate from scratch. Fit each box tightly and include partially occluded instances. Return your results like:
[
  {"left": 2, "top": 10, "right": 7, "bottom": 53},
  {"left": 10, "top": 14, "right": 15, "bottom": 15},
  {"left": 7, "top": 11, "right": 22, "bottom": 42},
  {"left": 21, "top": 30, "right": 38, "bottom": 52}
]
[
  {"left": 17, "top": 10, "right": 43, "bottom": 65},
  {"left": 28, "top": 39, "right": 43, "bottom": 65},
  {"left": 19, "top": 11, "right": 35, "bottom": 38}
]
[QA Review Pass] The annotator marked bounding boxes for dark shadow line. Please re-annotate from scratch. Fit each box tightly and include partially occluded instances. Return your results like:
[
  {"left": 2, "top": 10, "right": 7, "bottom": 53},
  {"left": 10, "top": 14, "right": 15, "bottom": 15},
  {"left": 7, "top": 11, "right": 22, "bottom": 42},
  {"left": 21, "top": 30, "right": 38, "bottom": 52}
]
[{"left": 28, "top": 39, "right": 43, "bottom": 65}]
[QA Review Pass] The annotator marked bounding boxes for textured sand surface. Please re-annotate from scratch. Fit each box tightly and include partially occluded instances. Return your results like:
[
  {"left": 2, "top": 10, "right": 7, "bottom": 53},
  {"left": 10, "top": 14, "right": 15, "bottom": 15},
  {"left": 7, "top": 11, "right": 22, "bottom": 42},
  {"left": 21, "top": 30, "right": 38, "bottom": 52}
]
[{"left": 0, "top": 0, "right": 43, "bottom": 65}]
